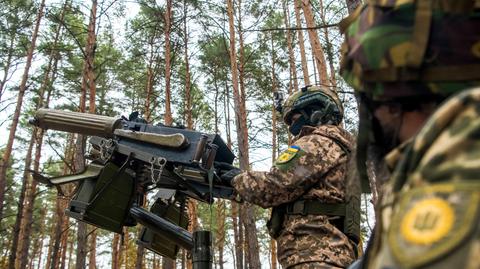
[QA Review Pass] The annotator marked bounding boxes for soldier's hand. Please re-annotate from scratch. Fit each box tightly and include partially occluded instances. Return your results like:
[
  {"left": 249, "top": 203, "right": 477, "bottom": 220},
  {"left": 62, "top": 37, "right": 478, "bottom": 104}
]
[{"left": 215, "top": 162, "right": 242, "bottom": 186}]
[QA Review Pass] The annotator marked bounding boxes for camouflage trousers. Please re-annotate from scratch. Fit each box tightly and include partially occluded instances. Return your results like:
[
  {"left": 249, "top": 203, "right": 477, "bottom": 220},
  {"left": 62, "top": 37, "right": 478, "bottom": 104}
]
[{"left": 277, "top": 215, "right": 356, "bottom": 269}]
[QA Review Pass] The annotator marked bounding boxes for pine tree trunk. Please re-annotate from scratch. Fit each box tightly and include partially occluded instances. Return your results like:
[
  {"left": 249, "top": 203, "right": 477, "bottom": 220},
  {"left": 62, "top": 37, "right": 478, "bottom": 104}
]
[
  {"left": 223, "top": 87, "right": 241, "bottom": 269},
  {"left": 34, "top": 208, "right": 46, "bottom": 269},
  {"left": 76, "top": 223, "right": 88, "bottom": 269},
  {"left": 8, "top": 134, "right": 35, "bottom": 269},
  {"left": 59, "top": 219, "right": 70, "bottom": 269},
  {"left": 28, "top": 208, "right": 45, "bottom": 269},
  {"left": 215, "top": 200, "right": 226, "bottom": 269},
  {"left": 77, "top": 1, "right": 98, "bottom": 267},
  {"left": 164, "top": 0, "right": 173, "bottom": 125},
  {"left": 88, "top": 229, "right": 97, "bottom": 269},
  {"left": 283, "top": 0, "right": 299, "bottom": 93},
  {"left": 19, "top": 167, "right": 40, "bottom": 268},
  {"left": 227, "top": 0, "right": 248, "bottom": 170},
  {"left": 270, "top": 240, "right": 277, "bottom": 269},
  {"left": 224, "top": 84, "right": 232, "bottom": 149},
  {"left": 235, "top": 0, "right": 250, "bottom": 171},
  {"left": 242, "top": 206, "right": 260, "bottom": 269},
  {"left": 235, "top": 1, "right": 261, "bottom": 267},
  {"left": 0, "top": 0, "right": 45, "bottom": 224},
  {"left": 318, "top": 0, "right": 337, "bottom": 88},
  {"left": 186, "top": 200, "right": 198, "bottom": 269},
  {"left": 311, "top": 45, "right": 319, "bottom": 85},
  {"left": 112, "top": 234, "right": 120, "bottom": 269},
  {"left": 227, "top": 3, "right": 247, "bottom": 268},
  {"left": 184, "top": 0, "right": 193, "bottom": 129},
  {"left": 49, "top": 140, "right": 74, "bottom": 269},
  {"left": 239, "top": 206, "right": 246, "bottom": 268},
  {"left": 231, "top": 202, "right": 243, "bottom": 269},
  {"left": 48, "top": 195, "right": 63, "bottom": 269},
  {"left": 74, "top": 134, "right": 88, "bottom": 269},
  {"left": 294, "top": 0, "right": 310, "bottom": 85},
  {"left": 81, "top": 0, "right": 97, "bottom": 111},
  {"left": 301, "top": 0, "right": 329, "bottom": 86},
  {"left": 183, "top": 4, "right": 197, "bottom": 266}
]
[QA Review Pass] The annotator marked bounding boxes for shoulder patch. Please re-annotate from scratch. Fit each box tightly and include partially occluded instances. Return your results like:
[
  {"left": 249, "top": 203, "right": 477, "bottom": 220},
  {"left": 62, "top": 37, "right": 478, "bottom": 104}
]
[
  {"left": 388, "top": 183, "right": 480, "bottom": 268},
  {"left": 276, "top": 146, "right": 300, "bottom": 164},
  {"left": 400, "top": 197, "right": 454, "bottom": 245},
  {"left": 274, "top": 146, "right": 305, "bottom": 171}
]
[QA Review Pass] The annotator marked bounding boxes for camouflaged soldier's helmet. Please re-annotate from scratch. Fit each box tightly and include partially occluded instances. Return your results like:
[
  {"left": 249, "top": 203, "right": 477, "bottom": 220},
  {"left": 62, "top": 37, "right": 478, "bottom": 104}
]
[
  {"left": 281, "top": 85, "right": 343, "bottom": 135},
  {"left": 340, "top": 0, "right": 480, "bottom": 101}
]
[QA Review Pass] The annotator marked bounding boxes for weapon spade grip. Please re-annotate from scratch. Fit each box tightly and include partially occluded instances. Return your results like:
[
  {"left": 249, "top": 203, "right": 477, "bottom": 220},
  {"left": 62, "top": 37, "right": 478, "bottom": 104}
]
[
  {"left": 193, "top": 134, "right": 208, "bottom": 162},
  {"left": 203, "top": 144, "right": 218, "bottom": 170},
  {"left": 31, "top": 108, "right": 122, "bottom": 137}
]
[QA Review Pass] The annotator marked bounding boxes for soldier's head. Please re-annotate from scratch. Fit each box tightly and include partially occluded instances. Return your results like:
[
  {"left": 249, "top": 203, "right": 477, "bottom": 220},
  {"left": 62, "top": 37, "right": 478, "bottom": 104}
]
[
  {"left": 280, "top": 85, "right": 343, "bottom": 136},
  {"left": 340, "top": 1, "right": 480, "bottom": 157}
]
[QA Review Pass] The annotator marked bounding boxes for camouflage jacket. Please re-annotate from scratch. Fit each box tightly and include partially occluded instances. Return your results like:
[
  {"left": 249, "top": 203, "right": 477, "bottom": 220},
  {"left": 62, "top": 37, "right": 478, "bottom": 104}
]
[
  {"left": 232, "top": 125, "right": 356, "bottom": 268},
  {"left": 364, "top": 88, "right": 480, "bottom": 269}
]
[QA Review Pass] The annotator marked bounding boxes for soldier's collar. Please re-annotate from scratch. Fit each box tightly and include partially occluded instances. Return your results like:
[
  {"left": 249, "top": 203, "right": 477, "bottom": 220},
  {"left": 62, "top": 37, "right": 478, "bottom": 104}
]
[{"left": 296, "top": 125, "right": 316, "bottom": 138}]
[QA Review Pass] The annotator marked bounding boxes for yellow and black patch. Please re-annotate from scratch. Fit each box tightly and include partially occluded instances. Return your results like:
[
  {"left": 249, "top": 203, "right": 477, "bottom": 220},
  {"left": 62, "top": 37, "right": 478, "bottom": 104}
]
[
  {"left": 275, "top": 146, "right": 305, "bottom": 171},
  {"left": 388, "top": 182, "right": 480, "bottom": 268},
  {"left": 400, "top": 198, "right": 454, "bottom": 245}
]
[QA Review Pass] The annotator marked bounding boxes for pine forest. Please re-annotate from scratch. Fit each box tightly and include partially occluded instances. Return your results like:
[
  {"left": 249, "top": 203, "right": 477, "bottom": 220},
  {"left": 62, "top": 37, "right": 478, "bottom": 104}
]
[{"left": 0, "top": 0, "right": 370, "bottom": 268}]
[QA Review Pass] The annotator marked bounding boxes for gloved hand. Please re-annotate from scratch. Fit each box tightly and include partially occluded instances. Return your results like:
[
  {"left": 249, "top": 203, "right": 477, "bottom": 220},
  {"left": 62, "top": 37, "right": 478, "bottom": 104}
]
[{"left": 215, "top": 162, "right": 242, "bottom": 186}]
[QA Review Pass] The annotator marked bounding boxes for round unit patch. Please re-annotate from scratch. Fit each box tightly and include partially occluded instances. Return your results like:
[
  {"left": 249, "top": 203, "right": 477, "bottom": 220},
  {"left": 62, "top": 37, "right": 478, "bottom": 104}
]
[
  {"left": 400, "top": 197, "right": 455, "bottom": 245},
  {"left": 388, "top": 183, "right": 480, "bottom": 268}
]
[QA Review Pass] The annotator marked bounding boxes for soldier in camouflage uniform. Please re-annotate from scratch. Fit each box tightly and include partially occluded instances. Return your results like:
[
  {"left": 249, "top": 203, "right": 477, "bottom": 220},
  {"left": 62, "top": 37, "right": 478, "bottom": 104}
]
[
  {"left": 220, "top": 85, "right": 359, "bottom": 268},
  {"left": 340, "top": 1, "right": 480, "bottom": 268}
]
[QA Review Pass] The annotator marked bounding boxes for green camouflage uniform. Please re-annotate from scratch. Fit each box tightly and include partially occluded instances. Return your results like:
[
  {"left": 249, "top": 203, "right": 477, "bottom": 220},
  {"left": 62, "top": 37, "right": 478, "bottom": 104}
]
[
  {"left": 232, "top": 125, "right": 356, "bottom": 268},
  {"left": 340, "top": 1, "right": 480, "bottom": 268},
  {"left": 366, "top": 88, "right": 480, "bottom": 269}
]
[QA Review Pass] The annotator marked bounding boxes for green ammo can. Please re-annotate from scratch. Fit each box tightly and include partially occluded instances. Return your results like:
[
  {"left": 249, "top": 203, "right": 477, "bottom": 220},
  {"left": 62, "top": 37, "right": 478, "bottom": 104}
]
[{"left": 66, "top": 162, "right": 135, "bottom": 233}]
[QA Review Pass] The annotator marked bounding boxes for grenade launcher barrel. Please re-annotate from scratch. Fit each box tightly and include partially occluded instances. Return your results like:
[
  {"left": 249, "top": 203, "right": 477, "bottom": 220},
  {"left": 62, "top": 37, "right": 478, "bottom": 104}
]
[{"left": 29, "top": 108, "right": 123, "bottom": 137}]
